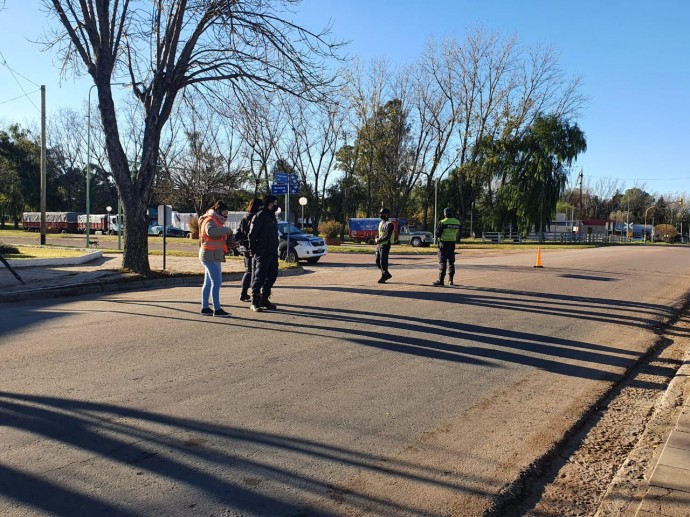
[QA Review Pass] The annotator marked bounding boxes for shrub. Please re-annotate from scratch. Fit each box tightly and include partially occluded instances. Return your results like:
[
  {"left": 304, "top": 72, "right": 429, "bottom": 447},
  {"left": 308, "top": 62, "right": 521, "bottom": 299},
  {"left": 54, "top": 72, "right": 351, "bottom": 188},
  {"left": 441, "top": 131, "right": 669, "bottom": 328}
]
[
  {"left": 188, "top": 216, "right": 199, "bottom": 236},
  {"left": 319, "top": 220, "right": 341, "bottom": 238},
  {"left": 0, "top": 243, "right": 20, "bottom": 254}
]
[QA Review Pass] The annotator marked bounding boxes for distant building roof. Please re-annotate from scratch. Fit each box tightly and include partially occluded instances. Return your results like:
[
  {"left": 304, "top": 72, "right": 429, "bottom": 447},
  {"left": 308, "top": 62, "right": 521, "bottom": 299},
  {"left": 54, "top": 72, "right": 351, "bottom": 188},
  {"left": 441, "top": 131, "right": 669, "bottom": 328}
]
[{"left": 581, "top": 219, "right": 612, "bottom": 226}]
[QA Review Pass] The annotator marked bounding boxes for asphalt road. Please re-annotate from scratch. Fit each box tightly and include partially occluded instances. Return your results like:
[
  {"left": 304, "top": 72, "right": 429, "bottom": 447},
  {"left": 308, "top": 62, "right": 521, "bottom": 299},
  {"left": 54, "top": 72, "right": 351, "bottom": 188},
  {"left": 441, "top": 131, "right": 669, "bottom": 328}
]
[{"left": 1, "top": 246, "right": 689, "bottom": 516}]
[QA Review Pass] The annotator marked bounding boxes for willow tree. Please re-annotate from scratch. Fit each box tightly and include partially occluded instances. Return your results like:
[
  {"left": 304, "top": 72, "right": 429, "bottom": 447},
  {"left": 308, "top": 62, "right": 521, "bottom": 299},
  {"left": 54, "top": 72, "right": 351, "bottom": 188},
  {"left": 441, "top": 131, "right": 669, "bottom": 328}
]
[
  {"left": 505, "top": 115, "right": 587, "bottom": 235},
  {"left": 43, "top": 0, "right": 341, "bottom": 274}
]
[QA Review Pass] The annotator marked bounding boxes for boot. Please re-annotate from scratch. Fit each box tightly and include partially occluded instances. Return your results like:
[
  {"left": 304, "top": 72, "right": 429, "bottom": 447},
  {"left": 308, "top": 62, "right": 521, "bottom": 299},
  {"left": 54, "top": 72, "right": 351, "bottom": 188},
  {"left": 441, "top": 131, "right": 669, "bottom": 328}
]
[
  {"left": 432, "top": 279, "right": 444, "bottom": 287},
  {"left": 260, "top": 296, "right": 277, "bottom": 310},
  {"left": 239, "top": 290, "right": 251, "bottom": 302},
  {"left": 449, "top": 276, "right": 455, "bottom": 286},
  {"left": 250, "top": 294, "right": 263, "bottom": 312}
]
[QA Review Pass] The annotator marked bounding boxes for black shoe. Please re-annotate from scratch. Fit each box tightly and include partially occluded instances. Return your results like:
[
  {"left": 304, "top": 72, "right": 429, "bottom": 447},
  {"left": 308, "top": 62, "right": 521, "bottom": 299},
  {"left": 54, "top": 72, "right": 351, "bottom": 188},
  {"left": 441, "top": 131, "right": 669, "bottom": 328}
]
[
  {"left": 250, "top": 303, "right": 263, "bottom": 312},
  {"left": 200, "top": 307, "right": 213, "bottom": 316},
  {"left": 260, "top": 299, "right": 277, "bottom": 310},
  {"left": 239, "top": 294, "right": 251, "bottom": 302},
  {"left": 449, "top": 280, "right": 455, "bottom": 286},
  {"left": 383, "top": 272, "right": 392, "bottom": 280},
  {"left": 432, "top": 280, "right": 444, "bottom": 287},
  {"left": 378, "top": 276, "right": 387, "bottom": 284},
  {"left": 213, "top": 308, "right": 231, "bottom": 317}
]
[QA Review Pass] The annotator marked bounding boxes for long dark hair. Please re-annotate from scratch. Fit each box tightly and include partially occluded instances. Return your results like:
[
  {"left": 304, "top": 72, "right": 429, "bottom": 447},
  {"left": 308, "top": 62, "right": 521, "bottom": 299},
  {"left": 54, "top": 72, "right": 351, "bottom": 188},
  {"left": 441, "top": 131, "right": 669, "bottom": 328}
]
[
  {"left": 211, "top": 200, "right": 229, "bottom": 213},
  {"left": 247, "top": 198, "right": 263, "bottom": 214}
]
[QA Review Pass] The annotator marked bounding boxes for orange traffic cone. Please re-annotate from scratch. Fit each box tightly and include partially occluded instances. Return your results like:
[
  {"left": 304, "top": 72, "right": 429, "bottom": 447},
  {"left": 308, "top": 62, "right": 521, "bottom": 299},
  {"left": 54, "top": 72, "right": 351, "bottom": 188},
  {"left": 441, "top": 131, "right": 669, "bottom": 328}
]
[{"left": 534, "top": 246, "right": 543, "bottom": 268}]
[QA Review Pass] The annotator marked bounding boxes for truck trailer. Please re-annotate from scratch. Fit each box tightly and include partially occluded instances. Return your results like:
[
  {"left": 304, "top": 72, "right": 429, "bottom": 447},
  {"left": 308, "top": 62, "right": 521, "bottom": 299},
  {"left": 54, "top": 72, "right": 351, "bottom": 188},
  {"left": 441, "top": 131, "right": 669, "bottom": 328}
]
[{"left": 22, "top": 212, "right": 80, "bottom": 233}]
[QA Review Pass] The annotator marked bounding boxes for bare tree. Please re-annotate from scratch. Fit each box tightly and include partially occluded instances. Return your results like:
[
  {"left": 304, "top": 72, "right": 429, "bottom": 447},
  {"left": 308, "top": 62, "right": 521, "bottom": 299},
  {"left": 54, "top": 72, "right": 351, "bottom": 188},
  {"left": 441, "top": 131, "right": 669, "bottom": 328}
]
[
  {"left": 284, "top": 91, "right": 345, "bottom": 231},
  {"left": 234, "top": 88, "right": 287, "bottom": 198},
  {"left": 43, "top": 0, "right": 342, "bottom": 274},
  {"left": 343, "top": 58, "right": 391, "bottom": 216}
]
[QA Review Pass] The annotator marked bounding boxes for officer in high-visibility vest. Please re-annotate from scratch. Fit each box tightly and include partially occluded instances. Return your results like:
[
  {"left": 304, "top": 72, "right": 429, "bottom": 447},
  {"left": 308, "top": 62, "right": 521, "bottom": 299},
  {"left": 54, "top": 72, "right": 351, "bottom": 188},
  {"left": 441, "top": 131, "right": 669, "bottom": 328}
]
[
  {"left": 433, "top": 207, "right": 461, "bottom": 286},
  {"left": 375, "top": 207, "right": 394, "bottom": 283}
]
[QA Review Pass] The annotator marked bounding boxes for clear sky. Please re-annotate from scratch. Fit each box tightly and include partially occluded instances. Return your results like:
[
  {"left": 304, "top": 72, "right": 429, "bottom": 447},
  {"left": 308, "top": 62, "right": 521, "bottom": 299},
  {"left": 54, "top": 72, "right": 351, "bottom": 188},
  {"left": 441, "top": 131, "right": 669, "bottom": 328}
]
[{"left": 1, "top": 1, "right": 689, "bottom": 197}]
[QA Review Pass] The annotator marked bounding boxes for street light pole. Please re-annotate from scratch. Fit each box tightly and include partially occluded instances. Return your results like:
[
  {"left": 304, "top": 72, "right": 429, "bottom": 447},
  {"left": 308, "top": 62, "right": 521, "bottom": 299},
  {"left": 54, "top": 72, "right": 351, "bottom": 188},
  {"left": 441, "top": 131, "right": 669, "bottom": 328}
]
[
  {"left": 86, "top": 84, "right": 97, "bottom": 248},
  {"left": 86, "top": 82, "right": 133, "bottom": 248}
]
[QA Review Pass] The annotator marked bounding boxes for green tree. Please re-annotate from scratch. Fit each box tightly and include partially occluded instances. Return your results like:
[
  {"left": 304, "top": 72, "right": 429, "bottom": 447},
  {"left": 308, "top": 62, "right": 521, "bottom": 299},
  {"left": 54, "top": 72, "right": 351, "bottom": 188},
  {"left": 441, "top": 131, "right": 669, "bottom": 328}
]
[{"left": 483, "top": 115, "right": 587, "bottom": 235}]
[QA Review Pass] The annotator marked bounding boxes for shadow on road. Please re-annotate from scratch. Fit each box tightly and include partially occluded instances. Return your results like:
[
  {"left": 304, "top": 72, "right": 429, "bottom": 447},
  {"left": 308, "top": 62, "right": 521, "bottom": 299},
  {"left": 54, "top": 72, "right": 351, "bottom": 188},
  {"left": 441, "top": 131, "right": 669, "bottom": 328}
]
[{"left": 0, "top": 391, "right": 498, "bottom": 516}]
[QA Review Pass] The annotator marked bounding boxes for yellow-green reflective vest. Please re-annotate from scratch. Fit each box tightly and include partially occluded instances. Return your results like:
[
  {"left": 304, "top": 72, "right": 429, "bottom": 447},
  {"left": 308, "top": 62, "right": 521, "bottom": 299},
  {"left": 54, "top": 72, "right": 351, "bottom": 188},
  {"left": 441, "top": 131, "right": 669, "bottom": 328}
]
[
  {"left": 378, "top": 220, "right": 391, "bottom": 245},
  {"left": 439, "top": 217, "right": 461, "bottom": 242}
]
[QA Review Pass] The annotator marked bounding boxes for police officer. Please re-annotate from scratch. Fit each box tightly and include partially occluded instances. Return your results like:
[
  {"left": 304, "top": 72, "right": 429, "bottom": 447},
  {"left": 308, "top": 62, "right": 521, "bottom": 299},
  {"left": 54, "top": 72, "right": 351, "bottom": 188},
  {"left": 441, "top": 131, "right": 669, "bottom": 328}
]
[
  {"left": 375, "top": 208, "right": 394, "bottom": 284},
  {"left": 433, "top": 207, "right": 461, "bottom": 286},
  {"left": 235, "top": 197, "right": 263, "bottom": 302},
  {"left": 248, "top": 195, "right": 280, "bottom": 312}
]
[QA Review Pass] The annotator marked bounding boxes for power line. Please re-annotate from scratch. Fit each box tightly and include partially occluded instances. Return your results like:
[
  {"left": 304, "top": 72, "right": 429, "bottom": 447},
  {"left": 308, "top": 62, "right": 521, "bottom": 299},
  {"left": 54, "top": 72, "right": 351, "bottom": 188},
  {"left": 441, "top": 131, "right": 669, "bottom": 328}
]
[
  {"left": 0, "top": 50, "right": 41, "bottom": 113},
  {"left": 0, "top": 88, "right": 41, "bottom": 106}
]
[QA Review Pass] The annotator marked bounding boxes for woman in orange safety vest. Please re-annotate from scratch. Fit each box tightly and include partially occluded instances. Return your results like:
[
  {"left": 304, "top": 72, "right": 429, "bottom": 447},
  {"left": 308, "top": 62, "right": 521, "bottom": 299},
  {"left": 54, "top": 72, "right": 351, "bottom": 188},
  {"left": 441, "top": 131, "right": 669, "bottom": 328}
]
[{"left": 198, "top": 200, "right": 235, "bottom": 317}]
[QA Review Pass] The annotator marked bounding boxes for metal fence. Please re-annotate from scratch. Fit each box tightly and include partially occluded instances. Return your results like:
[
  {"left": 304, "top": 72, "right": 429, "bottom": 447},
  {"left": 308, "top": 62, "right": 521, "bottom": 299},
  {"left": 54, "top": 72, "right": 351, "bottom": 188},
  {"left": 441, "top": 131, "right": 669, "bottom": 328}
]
[{"left": 480, "top": 231, "right": 612, "bottom": 244}]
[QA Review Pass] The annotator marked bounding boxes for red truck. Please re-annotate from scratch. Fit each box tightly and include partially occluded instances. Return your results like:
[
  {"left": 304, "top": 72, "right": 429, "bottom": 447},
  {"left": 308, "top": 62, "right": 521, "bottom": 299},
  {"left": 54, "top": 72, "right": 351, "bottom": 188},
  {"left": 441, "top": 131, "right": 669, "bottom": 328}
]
[
  {"left": 22, "top": 212, "right": 79, "bottom": 233},
  {"left": 348, "top": 218, "right": 406, "bottom": 245},
  {"left": 77, "top": 214, "right": 123, "bottom": 234}
]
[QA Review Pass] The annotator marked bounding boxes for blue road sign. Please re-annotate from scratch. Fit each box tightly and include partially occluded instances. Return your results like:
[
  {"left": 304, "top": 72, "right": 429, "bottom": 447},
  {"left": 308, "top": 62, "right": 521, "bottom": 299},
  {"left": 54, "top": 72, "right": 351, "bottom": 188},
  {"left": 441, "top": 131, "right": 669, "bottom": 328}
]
[
  {"left": 274, "top": 172, "right": 289, "bottom": 184},
  {"left": 271, "top": 184, "right": 288, "bottom": 195},
  {"left": 289, "top": 183, "right": 300, "bottom": 194},
  {"left": 289, "top": 173, "right": 299, "bottom": 184}
]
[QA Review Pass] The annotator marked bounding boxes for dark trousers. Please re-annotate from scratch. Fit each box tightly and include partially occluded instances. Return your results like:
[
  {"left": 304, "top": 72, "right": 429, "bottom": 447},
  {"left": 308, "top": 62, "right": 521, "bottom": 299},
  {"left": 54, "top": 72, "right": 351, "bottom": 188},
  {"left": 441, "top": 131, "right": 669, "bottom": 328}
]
[
  {"left": 240, "top": 254, "right": 253, "bottom": 294},
  {"left": 376, "top": 244, "right": 390, "bottom": 275},
  {"left": 251, "top": 252, "right": 278, "bottom": 299},
  {"left": 438, "top": 243, "right": 455, "bottom": 280}
]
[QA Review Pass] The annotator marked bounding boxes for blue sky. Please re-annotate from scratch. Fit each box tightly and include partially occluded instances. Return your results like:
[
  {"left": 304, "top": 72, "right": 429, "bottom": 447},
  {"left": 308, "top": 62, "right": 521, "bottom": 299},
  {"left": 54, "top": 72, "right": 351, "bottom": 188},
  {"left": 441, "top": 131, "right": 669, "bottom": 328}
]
[{"left": 1, "top": 1, "right": 689, "bottom": 197}]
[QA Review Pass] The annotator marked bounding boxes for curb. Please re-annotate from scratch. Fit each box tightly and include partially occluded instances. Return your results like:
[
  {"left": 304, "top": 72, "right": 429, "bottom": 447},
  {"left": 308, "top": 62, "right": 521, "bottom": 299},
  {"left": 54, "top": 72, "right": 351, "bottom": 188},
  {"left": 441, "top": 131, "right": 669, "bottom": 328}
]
[
  {"left": 4, "top": 250, "right": 103, "bottom": 268},
  {"left": 0, "top": 267, "right": 304, "bottom": 304}
]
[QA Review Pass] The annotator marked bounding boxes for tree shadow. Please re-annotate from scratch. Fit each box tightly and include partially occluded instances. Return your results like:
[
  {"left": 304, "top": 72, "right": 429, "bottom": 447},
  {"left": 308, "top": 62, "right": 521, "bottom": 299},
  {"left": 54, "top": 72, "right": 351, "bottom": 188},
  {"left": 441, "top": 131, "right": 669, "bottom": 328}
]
[{"left": 0, "top": 391, "right": 500, "bottom": 516}]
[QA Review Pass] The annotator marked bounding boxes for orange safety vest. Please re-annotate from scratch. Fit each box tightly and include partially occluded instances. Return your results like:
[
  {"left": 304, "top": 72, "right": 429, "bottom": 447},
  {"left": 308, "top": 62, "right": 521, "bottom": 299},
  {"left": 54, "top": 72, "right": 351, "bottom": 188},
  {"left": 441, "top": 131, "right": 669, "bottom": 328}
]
[{"left": 200, "top": 214, "right": 229, "bottom": 253}]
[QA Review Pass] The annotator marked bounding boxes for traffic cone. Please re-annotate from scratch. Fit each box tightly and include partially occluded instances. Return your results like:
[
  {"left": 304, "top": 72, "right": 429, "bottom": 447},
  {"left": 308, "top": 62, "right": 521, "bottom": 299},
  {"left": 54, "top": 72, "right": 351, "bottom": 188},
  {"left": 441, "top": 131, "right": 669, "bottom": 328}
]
[{"left": 534, "top": 246, "right": 543, "bottom": 268}]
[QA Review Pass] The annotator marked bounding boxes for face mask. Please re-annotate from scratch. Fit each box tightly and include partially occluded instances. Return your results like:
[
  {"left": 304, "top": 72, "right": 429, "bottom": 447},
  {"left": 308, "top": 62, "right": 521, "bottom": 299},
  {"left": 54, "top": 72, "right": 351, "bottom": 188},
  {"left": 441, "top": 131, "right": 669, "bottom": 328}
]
[{"left": 271, "top": 205, "right": 280, "bottom": 213}]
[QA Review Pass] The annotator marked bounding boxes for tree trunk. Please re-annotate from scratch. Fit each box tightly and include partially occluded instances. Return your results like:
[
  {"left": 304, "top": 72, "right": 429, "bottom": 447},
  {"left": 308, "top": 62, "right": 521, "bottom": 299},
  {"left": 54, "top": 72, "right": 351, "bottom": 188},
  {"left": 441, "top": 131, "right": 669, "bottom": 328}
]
[{"left": 121, "top": 194, "right": 151, "bottom": 275}]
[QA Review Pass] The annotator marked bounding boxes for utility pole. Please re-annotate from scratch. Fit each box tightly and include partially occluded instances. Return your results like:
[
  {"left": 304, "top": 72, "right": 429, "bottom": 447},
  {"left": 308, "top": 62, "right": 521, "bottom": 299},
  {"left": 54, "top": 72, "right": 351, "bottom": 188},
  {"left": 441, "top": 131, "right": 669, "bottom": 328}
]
[
  {"left": 578, "top": 168, "right": 583, "bottom": 239},
  {"left": 40, "top": 85, "right": 46, "bottom": 245}
]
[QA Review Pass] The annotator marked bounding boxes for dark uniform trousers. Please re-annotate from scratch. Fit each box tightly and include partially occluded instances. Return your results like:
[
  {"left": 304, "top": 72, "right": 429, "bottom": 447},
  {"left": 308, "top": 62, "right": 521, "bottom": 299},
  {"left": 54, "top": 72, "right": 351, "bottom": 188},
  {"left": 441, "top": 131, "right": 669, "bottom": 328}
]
[
  {"left": 438, "top": 241, "right": 455, "bottom": 281},
  {"left": 376, "top": 244, "right": 391, "bottom": 274},
  {"left": 251, "top": 252, "right": 278, "bottom": 300}
]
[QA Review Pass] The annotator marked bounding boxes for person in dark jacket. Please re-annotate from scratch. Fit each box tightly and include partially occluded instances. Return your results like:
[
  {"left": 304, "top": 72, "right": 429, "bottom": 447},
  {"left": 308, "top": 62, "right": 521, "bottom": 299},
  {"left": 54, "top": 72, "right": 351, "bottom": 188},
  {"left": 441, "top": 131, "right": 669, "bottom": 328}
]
[
  {"left": 235, "top": 197, "right": 263, "bottom": 302},
  {"left": 248, "top": 195, "right": 280, "bottom": 311},
  {"left": 375, "top": 207, "right": 394, "bottom": 283},
  {"left": 433, "top": 207, "right": 461, "bottom": 286}
]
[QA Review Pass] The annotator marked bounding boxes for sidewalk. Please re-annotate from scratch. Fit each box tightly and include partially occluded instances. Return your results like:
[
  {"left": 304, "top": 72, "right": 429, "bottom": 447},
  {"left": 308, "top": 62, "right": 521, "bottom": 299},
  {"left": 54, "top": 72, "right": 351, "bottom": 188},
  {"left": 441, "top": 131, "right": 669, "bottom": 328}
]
[
  {"left": 629, "top": 360, "right": 690, "bottom": 517},
  {"left": 0, "top": 252, "right": 246, "bottom": 303},
  {"left": 1, "top": 251, "right": 688, "bottom": 515}
]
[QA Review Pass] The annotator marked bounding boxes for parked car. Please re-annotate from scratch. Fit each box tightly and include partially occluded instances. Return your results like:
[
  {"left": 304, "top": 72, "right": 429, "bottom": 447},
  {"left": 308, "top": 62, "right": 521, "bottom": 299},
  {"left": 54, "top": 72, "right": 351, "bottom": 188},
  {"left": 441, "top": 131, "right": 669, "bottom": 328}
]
[
  {"left": 148, "top": 224, "right": 188, "bottom": 237},
  {"left": 277, "top": 222, "right": 328, "bottom": 263},
  {"left": 397, "top": 225, "right": 434, "bottom": 247}
]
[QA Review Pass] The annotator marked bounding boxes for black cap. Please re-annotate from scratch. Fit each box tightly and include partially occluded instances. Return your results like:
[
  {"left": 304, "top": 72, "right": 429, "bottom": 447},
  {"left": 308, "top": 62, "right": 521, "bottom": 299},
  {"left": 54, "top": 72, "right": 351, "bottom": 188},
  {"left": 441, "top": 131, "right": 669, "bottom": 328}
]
[
  {"left": 379, "top": 208, "right": 390, "bottom": 215},
  {"left": 443, "top": 207, "right": 453, "bottom": 218}
]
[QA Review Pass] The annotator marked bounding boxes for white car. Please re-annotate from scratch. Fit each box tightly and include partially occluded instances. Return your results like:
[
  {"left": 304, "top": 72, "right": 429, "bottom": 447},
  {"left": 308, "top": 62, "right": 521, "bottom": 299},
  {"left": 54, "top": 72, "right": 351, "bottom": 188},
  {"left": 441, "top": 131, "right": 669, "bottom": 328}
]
[{"left": 277, "top": 222, "right": 328, "bottom": 263}]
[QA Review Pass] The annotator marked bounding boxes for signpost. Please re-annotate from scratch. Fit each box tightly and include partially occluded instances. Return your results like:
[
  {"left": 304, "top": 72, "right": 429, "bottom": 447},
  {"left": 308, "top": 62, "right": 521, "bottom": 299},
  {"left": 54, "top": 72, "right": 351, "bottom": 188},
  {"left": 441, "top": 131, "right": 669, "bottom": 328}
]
[{"left": 271, "top": 168, "right": 300, "bottom": 260}]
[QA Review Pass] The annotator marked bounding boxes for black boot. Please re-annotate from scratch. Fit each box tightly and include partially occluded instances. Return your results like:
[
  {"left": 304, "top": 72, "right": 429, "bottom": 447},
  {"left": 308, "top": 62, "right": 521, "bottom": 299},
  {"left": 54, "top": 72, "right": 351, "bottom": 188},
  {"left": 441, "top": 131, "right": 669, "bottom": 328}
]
[
  {"left": 239, "top": 290, "right": 251, "bottom": 302},
  {"left": 250, "top": 294, "right": 263, "bottom": 312},
  {"left": 260, "top": 296, "right": 277, "bottom": 310},
  {"left": 449, "top": 276, "right": 455, "bottom": 286},
  {"left": 432, "top": 279, "right": 444, "bottom": 287}
]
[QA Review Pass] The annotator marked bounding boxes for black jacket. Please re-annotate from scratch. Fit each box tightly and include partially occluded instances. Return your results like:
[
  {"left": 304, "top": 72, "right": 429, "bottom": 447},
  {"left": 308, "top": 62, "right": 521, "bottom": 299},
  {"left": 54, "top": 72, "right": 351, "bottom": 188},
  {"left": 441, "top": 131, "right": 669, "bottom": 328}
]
[
  {"left": 248, "top": 207, "right": 279, "bottom": 255},
  {"left": 236, "top": 211, "right": 257, "bottom": 254}
]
